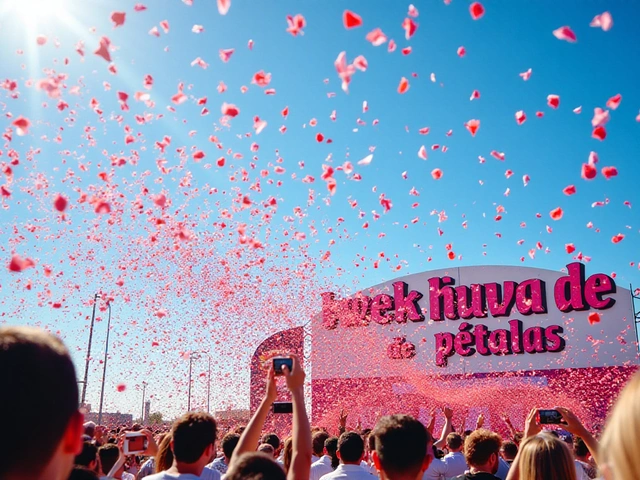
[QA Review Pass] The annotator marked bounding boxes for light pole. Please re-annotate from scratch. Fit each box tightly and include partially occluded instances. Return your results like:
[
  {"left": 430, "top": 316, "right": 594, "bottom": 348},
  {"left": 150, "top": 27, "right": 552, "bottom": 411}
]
[
  {"left": 141, "top": 381, "right": 148, "bottom": 424},
  {"left": 81, "top": 293, "right": 101, "bottom": 407},
  {"left": 187, "top": 352, "right": 202, "bottom": 411},
  {"left": 207, "top": 354, "right": 211, "bottom": 414},
  {"left": 97, "top": 300, "right": 112, "bottom": 425}
]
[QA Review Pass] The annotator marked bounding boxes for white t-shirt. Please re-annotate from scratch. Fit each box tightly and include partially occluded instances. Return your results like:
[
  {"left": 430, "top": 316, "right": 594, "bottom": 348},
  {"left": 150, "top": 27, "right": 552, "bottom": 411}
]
[
  {"left": 145, "top": 467, "right": 221, "bottom": 480},
  {"left": 311, "top": 455, "right": 334, "bottom": 480},
  {"left": 100, "top": 474, "right": 135, "bottom": 480},
  {"left": 319, "top": 464, "right": 375, "bottom": 480},
  {"left": 422, "top": 457, "right": 449, "bottom": 480},
  {"left": 442, "top": 452, "right": 467, "bottom": 478}
]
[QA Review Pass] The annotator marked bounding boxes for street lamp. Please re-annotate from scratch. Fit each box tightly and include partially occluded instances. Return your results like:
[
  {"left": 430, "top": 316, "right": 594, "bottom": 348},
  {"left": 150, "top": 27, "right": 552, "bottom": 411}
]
[
  {"left": 187, "top": 352, "right": 202, "bottom": 411},
  {"left": 141, "top": 381, "right": 148, "bottom": 424},
  {"left": 97, "top": 300, "right": 112, "bottom": 425},
  {"left": 81, "top": 293, "right": 101, "bottom": 407}
]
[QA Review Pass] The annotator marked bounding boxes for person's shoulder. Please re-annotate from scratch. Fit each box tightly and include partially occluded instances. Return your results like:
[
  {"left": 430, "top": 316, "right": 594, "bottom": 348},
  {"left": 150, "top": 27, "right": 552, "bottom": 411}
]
[{"left": 202, "top": 466, "right": 223, "bottom": 480}]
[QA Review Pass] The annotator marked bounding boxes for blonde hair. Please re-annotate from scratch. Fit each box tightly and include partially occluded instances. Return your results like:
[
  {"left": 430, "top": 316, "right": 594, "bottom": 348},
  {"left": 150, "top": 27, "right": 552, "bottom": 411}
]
[
  {"left": 601, "top": 372, "right": 640, "bottom": 480},
  {"left": 155, "top": 433, "right": 174, "bottom": 473},
  {"left": 517, "top": 433, "right": 576, "bottom": 480}
]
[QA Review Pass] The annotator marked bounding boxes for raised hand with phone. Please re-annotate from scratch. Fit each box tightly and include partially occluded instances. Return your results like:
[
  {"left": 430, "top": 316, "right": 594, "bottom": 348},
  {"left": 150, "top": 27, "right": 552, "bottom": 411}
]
[{"left": 228, "top": 354, "right": 312, "bottom": 480}]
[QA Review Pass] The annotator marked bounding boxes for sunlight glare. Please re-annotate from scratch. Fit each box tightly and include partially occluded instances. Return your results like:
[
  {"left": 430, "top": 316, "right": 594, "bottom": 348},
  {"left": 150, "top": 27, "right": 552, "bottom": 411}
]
[{"left": 9, "top": 0, "right": 69, "bottom": 25}]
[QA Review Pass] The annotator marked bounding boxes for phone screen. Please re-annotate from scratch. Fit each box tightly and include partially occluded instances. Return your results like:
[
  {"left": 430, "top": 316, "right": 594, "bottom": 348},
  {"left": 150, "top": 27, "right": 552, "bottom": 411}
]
[
  {"left": 126, "top": 435, "right": 147, "bottom": 453},
  {"left": 273, "top": 402, "right": 293, "bottom": 414},
  {"left": 538, "top": 409, "right": 563, "bottom": 424},
  {"left": 273, "top": 357, "right": 293, "bottom": 376}
]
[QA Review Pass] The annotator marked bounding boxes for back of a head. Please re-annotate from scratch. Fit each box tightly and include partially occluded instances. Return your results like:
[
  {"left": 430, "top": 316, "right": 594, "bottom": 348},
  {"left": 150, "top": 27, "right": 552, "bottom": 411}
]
[
  {"left": 68, "top": 466, "right": 100, "bottom": 480},
  {"left": 464, "top": 429, "right": 502, "bottom": 469},
  {"left": 222, "top": 433, "right": 241, "bottom": 460},
  {"left": 573, "top": 437, "right": 589, "bottom": 458},
  {"left": 446, "top": 433, "right": 463, "bottom": 451},
  {"left": 517, "top": 433, "right": 577, "bottom": 480},
  {"left": 225, "top": 452, "right": 286, "bottom": 480},
  {"left": 171, "top": 411, "right": 217, "bottom": 463},
  {"left": 75, "top": 441, "right": 98, "bottom": 467},
  {"left": 258, "top": 444, "right": 275, "bottom": 457},
  {"left": 312, "top": 431, "right": 330, "bottom": 457},
  {"left": 261, "top": 433, "right": 281, "bottom": 452},
  {"left": 325, "top": 436, "right": 339, "bottom": 469},
  {"left": 338, "top": 432, "right": 365, "bottom": 464},
  {"left": 372, "top": 414, "right": 429, "bottom": 478},
  {"left": 98, "top": 444, "right": 120, "bottom": 475},
  {"left": 501, "top": 440, "right": 518, "bottom": 460},
  {"left": 601, "top": 372, "right": 640, "bottom": 480},
  {"left": 0, "top": 326, "right": 79, "bottom": 479},
  {"left": 83, "top": 422, "right": 96, "bottom": 439}
]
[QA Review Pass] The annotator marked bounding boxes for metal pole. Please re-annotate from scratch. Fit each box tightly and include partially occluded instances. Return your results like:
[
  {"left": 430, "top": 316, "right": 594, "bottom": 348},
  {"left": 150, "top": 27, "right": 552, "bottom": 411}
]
[
  {"left": 81, "top": 293, "right": 100, "bottom": 406},
  {"left": 207, "top": 355, "right": 211, "bottom": 414},
  {"left": 142, "top": 382, "right": 147, "bottom": 423},
  {"left": 188, "top": 355, "right": 193, "bottom": 411},
  {"left": 97, "top": 301, "right": 112, "bottom": 425}
]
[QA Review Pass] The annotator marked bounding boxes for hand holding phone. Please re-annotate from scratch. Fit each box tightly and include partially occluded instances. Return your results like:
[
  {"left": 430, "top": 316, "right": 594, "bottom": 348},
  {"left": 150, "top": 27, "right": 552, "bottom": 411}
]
[
  {"left": 272, "top": 402, "right": 293, "bottom": 414},
  {"left": 124, "top": 432, "right": 148, "bottom": 455},
  {"left": 538, "top": 409, "right": 563, "bottom": 425},
  {"left": 273, "top": 357, "right": 293, "bottom": 376}
]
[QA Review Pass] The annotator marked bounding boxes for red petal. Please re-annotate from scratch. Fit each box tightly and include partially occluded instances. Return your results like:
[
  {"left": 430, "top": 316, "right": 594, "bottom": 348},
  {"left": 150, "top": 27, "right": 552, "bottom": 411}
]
[
  {"left": 343, "top": 10, "right": 363, "bottom": 29},
  {"left": 469, "top": 2, "right": 485, "bottom": 20}
]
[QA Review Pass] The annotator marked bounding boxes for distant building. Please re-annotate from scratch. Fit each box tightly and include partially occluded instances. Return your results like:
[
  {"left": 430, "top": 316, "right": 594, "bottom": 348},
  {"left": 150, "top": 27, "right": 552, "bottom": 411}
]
[
  {"left": 144, "top": 400, "right": 151, "bottom": 424},
  {"left": 85, "top": 411, "right": 133, "bottom": 426},
  {"left": 215, "top": 409, "right": 250, "bottom": 422}
]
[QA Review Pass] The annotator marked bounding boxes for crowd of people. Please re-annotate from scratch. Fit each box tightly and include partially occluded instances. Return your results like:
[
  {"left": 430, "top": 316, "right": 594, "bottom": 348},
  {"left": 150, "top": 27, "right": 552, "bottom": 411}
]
[{"left": 2, "top": 325, "right": 639, "bottom": 480}]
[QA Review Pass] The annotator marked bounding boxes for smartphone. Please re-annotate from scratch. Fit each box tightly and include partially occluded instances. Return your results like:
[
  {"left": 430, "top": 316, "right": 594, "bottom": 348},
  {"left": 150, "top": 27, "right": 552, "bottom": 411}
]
[
  {"left": 273, "top": 402, "right": 293, "bottom": 414},
  {"left": 273, "top": 357, "right": 293, "bottom": 376},
  {"left": 538, "top": 409, "right": 563, "bottom": 424},
  {"left": 124, "top": 432, "right": 148, "bottom": 454}
]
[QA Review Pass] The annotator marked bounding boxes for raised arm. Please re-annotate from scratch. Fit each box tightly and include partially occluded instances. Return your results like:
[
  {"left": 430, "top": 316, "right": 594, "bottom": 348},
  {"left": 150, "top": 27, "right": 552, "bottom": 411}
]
[
  {"left": 555, "top": 407, "right": 600, "bottom": 466},
  {"left": 229, "top": 366, "right": 278, "bottom": 468},
  {"left": 284, "top": 355, "right": 312, "bottom": 480},
  {"left": 502, "top": 414, "right": 517, "bottom": 439},
  {"left": 338, "top": 408, "right": 347, "bottom": 436},
  {"left": 506, "top": 407, "right": 541, "bottom": 480},
  {"left": 434, "top": 407, "right": 454, "bottom": 450},
  {"left": 426, "top": 409, "right": 436, "bottom": 436}
]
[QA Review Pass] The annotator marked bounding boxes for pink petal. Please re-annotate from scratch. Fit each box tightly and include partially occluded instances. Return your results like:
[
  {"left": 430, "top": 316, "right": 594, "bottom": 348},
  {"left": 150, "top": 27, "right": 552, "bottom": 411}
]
[
  {"left": 590, "top": 12, "right": 613, "bottom": 31},
  {"left": 217, "top": 0, "right": 230, "bottom": 15},
  {"left": 111, "top": 11, "right": 126, "bottom": 27},
  {"left": 547, "top": 94, "right": 560, "bottom": 109},
  {"left": 606, "top": 93, "right": 621, "bottom": 110},
  {"left": 465, "top": 119, "right": 480, "bottom": 136},
  {"left": 553, "top": 26, "right": 577, "bottom": 43}
]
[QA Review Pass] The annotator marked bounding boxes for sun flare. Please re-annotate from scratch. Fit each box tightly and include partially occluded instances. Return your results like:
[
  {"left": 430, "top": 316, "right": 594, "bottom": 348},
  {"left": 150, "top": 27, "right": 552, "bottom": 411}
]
[{"left": 5, "top": 0, "right": 69, "bottom": 26}]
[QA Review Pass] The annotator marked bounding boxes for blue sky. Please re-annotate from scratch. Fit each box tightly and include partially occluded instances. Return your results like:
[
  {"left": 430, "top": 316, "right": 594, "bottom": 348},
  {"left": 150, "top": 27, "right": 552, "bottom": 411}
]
[{"left": 0, "top": 0, "right": 638, "bottom": 418}]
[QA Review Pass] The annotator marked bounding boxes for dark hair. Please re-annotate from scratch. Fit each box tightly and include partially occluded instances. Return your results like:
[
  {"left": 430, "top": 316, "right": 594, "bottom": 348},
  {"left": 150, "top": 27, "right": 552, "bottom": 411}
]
[
  {"left": 501, "top": 441, "right": 518, "bottom": 459},
  {"left": 312, "top": 431, "right": 330, "bottom": 456},
  {"left": 75, "top": 441, "right": 98, "bottom": 467},
  {"left": 225, "top": 452, "right": 286, "bottom": 480},
  {"left": 171, "top": 412, "right": 217, "bottom": 463},
  {"left": 372, "top": 415, "right": 430, "bottom": 478},
  {"left": 464, "top": 429, "right": 502, "bottom": 468},
  {"left": 222, "top": 433, "right": 241, "bottom": 460},
  {"left": 338, "top": 432, "right": 365, "bottom": 463},
  {"left": 0, "top": 327, "right": 79, "bottom": 478},
  {"left": 326, "top": 436, "right": 339, "bottom": 469},
  {"left": 574, "top": 437, "right": 589, "bottom": 458},
  {"left": 261, "top": 433, "right": 281, "bottom": 451},
  {"left": 68, "top": 466, "right": 100, "bottom": 480},
  {"left": 98, "top": 443, "right": 120, "bottom": 475},
  {"left": 447, "top": 433, "right": 463, "bottom": 451}
]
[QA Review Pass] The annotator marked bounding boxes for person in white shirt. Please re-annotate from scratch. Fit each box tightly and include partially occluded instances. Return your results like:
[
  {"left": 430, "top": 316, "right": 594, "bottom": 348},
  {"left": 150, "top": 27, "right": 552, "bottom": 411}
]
[
  {"left": 207, "top": 433, "right": 240, "bottom": 475},
  {"left": 319, "top": 432, "right": 373, "bottom": 480},
  {"left": 442, "top": 433, "right": 467, "bottom": 478},
  {"left": 145, "top": 411, "right": 219, "bottom": 480},
  {"left": 311, "top": 436, "right": 338, "bottom": 480},
  {"left": 312, "top": 431, "right": 330, "bottom": 465}
]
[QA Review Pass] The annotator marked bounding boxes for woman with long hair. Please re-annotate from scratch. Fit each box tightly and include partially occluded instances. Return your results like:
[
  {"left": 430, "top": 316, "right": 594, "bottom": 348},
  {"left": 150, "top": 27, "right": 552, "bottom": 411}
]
[
  {"left": 600, "top": 372, "right": 640, "bottom": 480},
  {"left": 154, "top": 433, "right": 174, "bottom": 474},
  {"left": 516, "top": 433, "right": 577, "bottom": 480}
]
